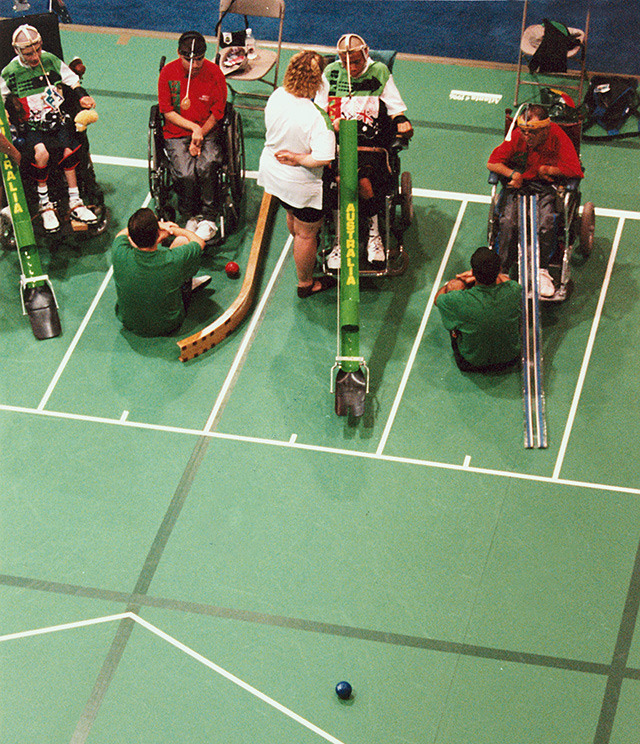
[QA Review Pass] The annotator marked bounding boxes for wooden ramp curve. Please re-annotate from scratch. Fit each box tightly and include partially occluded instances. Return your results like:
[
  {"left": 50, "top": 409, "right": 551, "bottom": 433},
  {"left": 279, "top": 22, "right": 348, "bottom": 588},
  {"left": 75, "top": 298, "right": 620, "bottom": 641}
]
[{"left": 178, "top": 191, "right": 278, "bottom": 362}]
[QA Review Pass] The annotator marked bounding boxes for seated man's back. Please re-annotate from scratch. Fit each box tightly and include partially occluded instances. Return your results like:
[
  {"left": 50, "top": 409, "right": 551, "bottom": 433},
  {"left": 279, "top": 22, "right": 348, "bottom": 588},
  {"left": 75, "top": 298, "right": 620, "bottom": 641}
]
[
  {"left": 436, "top": 247, "right": 522, "bottom": 371},
  {"left": 112, "top": 207, "right": 204, "bottom": 337}
]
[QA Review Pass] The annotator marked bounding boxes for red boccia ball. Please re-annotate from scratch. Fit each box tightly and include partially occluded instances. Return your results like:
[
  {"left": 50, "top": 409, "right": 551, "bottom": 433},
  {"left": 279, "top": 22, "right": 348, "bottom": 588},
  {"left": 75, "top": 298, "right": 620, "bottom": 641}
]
[{"left": 225, "top": 261, "right": 240, "bottom": 278}]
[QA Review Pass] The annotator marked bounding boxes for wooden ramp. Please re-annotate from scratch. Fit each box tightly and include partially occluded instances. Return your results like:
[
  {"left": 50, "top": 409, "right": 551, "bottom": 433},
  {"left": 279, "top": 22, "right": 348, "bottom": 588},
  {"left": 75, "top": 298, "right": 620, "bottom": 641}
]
[{"left": 178, "top": 191, "right": 278, "bottom": 362}]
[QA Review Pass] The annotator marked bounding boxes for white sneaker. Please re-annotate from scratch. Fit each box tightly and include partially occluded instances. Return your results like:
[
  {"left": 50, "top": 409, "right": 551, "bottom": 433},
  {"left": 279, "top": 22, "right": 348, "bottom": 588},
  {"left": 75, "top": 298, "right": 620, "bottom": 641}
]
[
  {"left": 185, "top": 217, "right": 199, "bottom": 232},
  {"left": 195, "top": 219, "right": 218, "bottom": 242},
  {"left": 326, "top": 242, "right": 341, "bottom": 270},
  {"left": 1, "top": 205, "right": 11, "bottom": 221},
  {"left": 40, "top": 203, "right": 60, "bottom": 232},
  {"left": 69, "top": 200, "right": 98, "bottom": 224},
  {"left": 191, "top": 274, "right": 212, "bottom": 292},
  {"left": 539, "top": 268, "right": 555, "bottom": 298},
  {"left": 367, "top": 230, "right": 386, "bottom": 263}
]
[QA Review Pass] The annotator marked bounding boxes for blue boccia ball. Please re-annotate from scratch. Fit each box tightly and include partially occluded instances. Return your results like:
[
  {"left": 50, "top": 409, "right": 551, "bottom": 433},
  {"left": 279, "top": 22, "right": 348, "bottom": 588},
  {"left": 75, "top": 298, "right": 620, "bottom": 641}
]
[{"left": 335, "top": 681, "right": 352, "bottom": 700}]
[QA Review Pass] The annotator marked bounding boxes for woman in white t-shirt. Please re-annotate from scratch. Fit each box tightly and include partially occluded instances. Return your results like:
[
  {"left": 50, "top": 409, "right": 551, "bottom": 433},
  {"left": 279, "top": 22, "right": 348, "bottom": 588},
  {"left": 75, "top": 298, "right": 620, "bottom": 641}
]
[{"left": 258, "top": 51, "right": 336, "bottom": 297}]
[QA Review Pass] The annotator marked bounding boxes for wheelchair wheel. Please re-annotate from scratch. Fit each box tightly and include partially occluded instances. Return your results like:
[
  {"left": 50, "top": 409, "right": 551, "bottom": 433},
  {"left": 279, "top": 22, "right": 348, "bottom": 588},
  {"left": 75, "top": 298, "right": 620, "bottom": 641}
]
[
  {"left": 400, "top": 171, "right": 413, "bottom": 226},
  {"left": 579, "top": 201, "right": 595, "bottom": 256},
  {"left": 148, "top": 120, "right": 172, "bottom": 219},
  {"left": 0, "top": 209, "right": 16, "bottom": 251},
  {"left": 226, "top": 107, "right": 245, "bottom": 205}
]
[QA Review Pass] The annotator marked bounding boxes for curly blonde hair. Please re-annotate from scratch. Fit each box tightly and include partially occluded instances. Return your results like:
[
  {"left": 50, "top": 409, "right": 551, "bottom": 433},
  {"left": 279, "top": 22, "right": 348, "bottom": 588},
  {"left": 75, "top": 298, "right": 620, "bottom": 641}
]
[{"left": 283, "top": 51, "right": 325, "bottom": 99}]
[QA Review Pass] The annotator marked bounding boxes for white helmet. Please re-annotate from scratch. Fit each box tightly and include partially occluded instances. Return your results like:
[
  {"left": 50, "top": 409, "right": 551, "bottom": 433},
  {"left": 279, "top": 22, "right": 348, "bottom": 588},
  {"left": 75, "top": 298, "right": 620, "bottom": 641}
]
[
  {"left": 336, "top": 33, "right": 368, "bottom": 58},
  {"left": 12, "top": 24, "right": 42, "bottom": 63}
]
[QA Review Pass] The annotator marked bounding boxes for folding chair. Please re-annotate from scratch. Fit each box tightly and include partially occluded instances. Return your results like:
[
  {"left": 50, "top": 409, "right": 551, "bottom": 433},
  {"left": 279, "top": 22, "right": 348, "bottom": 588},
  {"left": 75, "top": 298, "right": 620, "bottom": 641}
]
[
  {"left": 215, "top": 0, "right": 285, "bottom": 110},
  {"left": 514, "top": 0, "right": 589, "bottom": 106}
]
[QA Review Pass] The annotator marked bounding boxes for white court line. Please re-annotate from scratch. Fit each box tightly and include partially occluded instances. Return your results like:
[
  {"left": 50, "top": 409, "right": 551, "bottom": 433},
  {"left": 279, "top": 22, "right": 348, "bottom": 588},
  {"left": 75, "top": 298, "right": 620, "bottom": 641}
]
[
  {"left": 91, "top": 154, "right": 260, "bottom": 183},
  {"left": 3, "top": 402, "right": 640, "bottom": 497},
  {"left": 202, "top": 235, "right": 293, "bottom": 434},
  {"left": 89, "top": 156, "right": 640, "bottom": 222},
  {"left": 0, "top": 613, "right": 131, "bottom": 643},
  {"left": 133, "top": 615, "right": 347, "bottom": 744},
  {"left": 37, "top": 266, "right": 114, "bottom": 411},
  {"left": 37, "top": 193, "right": 153, "bottom": 411},
  {"left": 376, "top": 199, "right": 469, "bottom": 456},
  {"left": 552, "top": 217, "right": 626, "bottom": 480},
  {"left": 0, "top": 611, "right": 346, "bottom": 744}
]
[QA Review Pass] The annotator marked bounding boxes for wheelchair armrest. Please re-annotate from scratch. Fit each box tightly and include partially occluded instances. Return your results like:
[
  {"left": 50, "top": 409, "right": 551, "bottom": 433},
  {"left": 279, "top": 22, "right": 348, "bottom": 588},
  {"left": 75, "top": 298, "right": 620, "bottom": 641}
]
[
  {"left": 149, "top": 104, "right": 162, "bottom": 129},
  {"left": 488, "top": 170, "right": 499, "bottom": 185}
]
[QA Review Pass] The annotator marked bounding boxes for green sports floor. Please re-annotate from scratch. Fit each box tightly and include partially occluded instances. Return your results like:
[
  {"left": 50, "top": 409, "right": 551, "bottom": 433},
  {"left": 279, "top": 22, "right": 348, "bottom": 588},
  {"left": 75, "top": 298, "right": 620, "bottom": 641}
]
[{"left": 2, "top": 25, "right": 640, "bottom": 744}]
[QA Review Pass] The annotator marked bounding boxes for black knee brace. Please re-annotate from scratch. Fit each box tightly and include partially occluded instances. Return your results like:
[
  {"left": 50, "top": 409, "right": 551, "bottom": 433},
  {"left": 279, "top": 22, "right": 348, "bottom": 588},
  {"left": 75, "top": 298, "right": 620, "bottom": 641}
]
[
  {"left": 58, "top": 144, "right": 82, "bottom": 172},
  {"left": 27, "top": 161, "right": 49, "bottom": 183}
]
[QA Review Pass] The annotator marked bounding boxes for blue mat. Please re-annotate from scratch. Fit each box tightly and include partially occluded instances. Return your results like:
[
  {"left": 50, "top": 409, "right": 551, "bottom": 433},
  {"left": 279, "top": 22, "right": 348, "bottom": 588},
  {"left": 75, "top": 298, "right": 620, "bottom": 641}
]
[{"left": 2, "top": 0, "right": 638, "bottom": 75}]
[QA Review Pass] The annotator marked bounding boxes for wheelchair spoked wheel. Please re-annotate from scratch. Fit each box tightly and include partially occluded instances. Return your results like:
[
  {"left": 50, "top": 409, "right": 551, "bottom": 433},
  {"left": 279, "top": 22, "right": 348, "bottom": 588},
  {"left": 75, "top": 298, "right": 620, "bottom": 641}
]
[
  {"left": 148, "top": 123, "right": 172, "bottom": 220},
  {"left": 578, "top": 201, "right": 595, "bottom": 256},
  {"left": 226, "top": 107, "right": 245, "bottom": 205}
]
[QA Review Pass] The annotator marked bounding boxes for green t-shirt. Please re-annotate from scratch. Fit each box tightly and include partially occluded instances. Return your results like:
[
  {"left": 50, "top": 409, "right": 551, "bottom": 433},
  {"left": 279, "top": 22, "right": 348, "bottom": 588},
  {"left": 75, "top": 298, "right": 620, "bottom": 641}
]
[
  {"left": 437, "top": 281, "right": 522, "bottom": 367},
  {"left": 111, "top": 234, "right": 202, "bottom": 337}
]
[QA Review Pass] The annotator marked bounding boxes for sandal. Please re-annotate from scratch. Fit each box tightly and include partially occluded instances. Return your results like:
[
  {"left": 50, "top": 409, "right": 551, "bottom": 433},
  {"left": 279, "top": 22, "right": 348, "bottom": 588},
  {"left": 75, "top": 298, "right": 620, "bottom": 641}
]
[{"left": 297, "top": 275, "right": 336, "bottom": 298}]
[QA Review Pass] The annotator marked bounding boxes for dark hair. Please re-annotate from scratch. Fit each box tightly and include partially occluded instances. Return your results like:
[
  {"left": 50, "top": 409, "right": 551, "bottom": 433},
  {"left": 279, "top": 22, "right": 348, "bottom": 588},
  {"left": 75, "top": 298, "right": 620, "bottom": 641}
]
[
  {"left": 470, "top": 246, "right": 501, "bottom": 285},
  {"left": 522, "top": 103, "right": 549, "bottom": 122},
  {"left": 178, "top": 31, "right": 206, "bottom": 58},
  {"left": 128, "top": 208, "right": 159, "bottom": 248}
]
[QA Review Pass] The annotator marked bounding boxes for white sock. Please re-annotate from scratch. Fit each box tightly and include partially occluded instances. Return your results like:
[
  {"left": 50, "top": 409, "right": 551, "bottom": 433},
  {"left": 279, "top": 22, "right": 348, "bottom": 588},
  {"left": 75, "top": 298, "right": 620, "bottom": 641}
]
[
  {"left": 37, "top": 183, "right": 49, "bottom": 208},
  {"left": 369, "top": 214, "right": 379, "bottom": 236},
  {"left": 68, "top": 187, "right": 80, "bottom": 204}
]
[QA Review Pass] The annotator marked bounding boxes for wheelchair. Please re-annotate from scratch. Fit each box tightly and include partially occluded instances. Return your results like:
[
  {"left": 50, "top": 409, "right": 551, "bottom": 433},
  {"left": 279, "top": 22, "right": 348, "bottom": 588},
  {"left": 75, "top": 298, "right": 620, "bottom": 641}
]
[
  {"left": 148, "top": 69, "right": 245, "bottom": 244},
  {"left": 321, "top": 136, "right": 413, "bottom": 278},
  {"left": 487, "top": 108, "right": 595, "bottom": 302},
  {"left": 0, "top": 12, "right": 108, "bottom": 250}
]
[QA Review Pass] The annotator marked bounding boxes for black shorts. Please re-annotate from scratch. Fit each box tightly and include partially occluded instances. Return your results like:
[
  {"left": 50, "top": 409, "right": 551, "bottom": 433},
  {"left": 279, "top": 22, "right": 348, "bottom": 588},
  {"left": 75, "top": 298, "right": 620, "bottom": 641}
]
[
  {"left": 24, "top": 125, "right": 78, "bottom": 156},
  {"left": 279, "top": 199, "right": 323, "bottom": 224}
]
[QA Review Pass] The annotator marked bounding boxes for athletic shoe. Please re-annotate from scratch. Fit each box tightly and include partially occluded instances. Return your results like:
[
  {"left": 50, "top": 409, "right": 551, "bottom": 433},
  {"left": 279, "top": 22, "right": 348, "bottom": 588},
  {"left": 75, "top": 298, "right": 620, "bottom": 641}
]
[
  {"left": 185, "top": 217, "right": 199, "bottom": 233},
  {"left": 539, "top": 268, "right": 555, "bottom": 298},
  {"left": 366, "top": 230, "right": 386, "bottom": 263},
  {"left": 195, "top": 219, "right": 218, "bottom": 242},
  {"left": 326, "top": 242, "right": 341, "bottom": 270},
  {"left": 191, "top": 275, "right": 212, "bottom": 292},
  {"left": 40, "top": 203, "right": 60, "bottom": 232},
  {"left": 69, "top": 200, "right": 98, "bottom": 225}
]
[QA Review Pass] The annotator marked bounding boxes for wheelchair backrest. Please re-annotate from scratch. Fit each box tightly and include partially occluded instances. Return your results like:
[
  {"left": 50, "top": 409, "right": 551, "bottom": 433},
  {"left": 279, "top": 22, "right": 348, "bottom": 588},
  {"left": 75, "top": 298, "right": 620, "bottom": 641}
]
[{"left": 0, "top": 12, "right": 64, "bottom": 70}]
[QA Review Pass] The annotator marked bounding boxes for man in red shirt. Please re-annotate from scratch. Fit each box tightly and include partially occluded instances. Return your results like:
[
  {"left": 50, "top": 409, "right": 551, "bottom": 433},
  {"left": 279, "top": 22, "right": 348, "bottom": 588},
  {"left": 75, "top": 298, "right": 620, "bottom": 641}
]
[
  {"left": 158, "top": 31, "right": 227, "bottom": 241},
  {"left": 487, "top": 104, "right": 583, "bottom": 297}
]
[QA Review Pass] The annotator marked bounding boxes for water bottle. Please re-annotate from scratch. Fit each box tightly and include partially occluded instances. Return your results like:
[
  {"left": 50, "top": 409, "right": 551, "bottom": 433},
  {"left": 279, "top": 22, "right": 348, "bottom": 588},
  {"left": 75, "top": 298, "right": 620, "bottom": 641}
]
[{"left": 245, "top": 27, "right": 257, "bottom": 59}]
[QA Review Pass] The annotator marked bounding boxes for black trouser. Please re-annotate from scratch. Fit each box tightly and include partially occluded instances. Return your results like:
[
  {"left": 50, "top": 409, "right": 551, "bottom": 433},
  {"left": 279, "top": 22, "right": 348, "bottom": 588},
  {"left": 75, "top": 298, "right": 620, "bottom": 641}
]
[{"left": 450, "top": 332, "right": 519, "bottom": 373}]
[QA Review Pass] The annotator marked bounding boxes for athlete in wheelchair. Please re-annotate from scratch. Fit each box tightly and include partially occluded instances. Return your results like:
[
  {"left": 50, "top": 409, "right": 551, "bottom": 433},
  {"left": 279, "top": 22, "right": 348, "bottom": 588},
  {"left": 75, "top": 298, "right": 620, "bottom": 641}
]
[
  {"left": 487, "top": 103, "right": 594, "bottom": 301},
  {"left": 0, "top": 18, "right": 106, "bottom": 240},
  {"left": 314, "top": 34, "right": 413, "bottom": 276},
  {"left": 149, "top": 31, "right": 245, "bottom": 245}
]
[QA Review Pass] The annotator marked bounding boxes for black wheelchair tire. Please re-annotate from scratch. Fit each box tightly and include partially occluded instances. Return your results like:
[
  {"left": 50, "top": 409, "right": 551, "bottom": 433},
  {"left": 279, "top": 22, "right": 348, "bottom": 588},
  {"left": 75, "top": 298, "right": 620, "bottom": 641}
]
[
  {"left": 226, "top": 108, "right": 245, "bottom": 205},
  {"left": 579, "top": 201, "right": 595, "bottom": 256},
  {"left": 400, "top": 171, "right": 413, "bottom": 226}
]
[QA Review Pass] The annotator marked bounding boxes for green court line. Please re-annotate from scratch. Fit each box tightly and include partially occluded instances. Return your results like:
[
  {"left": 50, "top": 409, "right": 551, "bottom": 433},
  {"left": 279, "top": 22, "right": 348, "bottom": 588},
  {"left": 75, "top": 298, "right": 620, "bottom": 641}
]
[
  {"left": 0, "top": 572, "right": 623, "bottom": 679},
  {"left": 593, "top": 533, "right": 640, "bottom": 743},
  {"left": 70, "top": 435, "right": 212, "bottom": 742}
]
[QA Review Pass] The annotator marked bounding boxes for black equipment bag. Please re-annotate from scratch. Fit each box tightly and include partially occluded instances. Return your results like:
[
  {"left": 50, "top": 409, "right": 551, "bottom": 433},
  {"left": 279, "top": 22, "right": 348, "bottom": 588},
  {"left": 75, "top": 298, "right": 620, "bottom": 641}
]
[{"left": 582, "top": 75, "right": 640, "bottom": 140}]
